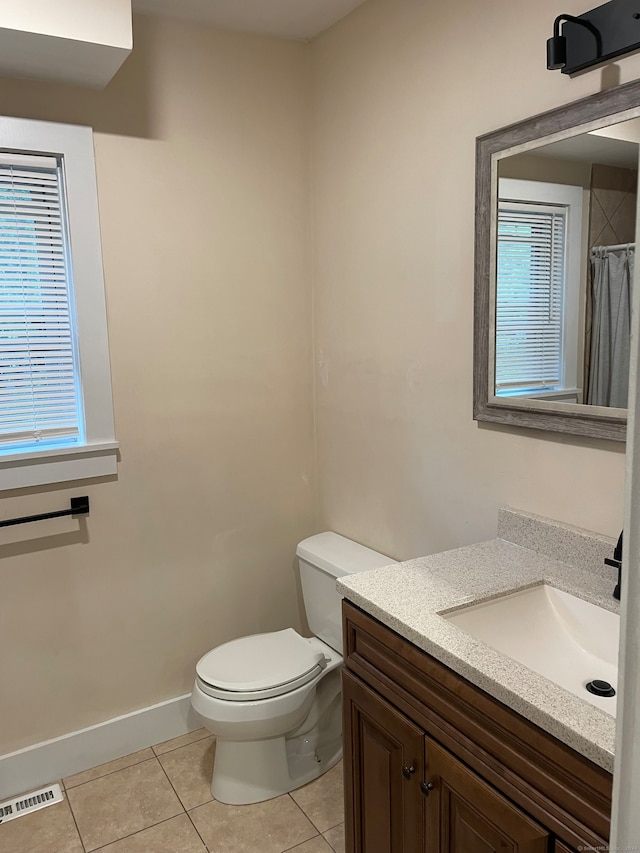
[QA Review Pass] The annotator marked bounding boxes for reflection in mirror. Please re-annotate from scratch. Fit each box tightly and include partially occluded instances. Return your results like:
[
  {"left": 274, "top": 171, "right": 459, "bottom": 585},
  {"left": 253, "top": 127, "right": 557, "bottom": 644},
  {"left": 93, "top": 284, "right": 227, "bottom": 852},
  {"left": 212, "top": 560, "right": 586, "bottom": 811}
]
[
  {"left": 495, "top": 119, "right": 638, "bottom": 409},
  {"left": 474, "top": 80, "right": 640, "bottom": 440}
]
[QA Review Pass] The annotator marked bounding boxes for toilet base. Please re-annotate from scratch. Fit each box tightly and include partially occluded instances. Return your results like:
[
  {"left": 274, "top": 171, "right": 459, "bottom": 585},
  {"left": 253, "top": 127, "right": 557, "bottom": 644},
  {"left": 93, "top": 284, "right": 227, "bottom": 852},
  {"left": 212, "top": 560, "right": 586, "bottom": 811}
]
[
  {"left": 195, "top": 647, "right": 344, "bottom": 804},
  {"left": 212, "top": 729, "right": 342, "bottom": 805}
]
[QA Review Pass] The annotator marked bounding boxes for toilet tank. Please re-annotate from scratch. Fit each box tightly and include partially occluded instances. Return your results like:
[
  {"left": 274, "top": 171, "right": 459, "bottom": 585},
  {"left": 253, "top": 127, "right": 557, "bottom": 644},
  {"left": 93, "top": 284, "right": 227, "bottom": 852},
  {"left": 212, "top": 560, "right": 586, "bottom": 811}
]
[{"left": 296, "top": 532, "right": 393, "bottom": 653}]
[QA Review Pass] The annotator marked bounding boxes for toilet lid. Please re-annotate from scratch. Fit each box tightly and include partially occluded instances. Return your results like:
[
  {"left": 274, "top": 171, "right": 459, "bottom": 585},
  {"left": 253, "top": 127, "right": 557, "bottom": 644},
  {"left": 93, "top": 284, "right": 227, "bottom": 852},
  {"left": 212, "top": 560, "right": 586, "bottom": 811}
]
[{"left": 196, "top": 628, "right": 327, "bottom": 698}]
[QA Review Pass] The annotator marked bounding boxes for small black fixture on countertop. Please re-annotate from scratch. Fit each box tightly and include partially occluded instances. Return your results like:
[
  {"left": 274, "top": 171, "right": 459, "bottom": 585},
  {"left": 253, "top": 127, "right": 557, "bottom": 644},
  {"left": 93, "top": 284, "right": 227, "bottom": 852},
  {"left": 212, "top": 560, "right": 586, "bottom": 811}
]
[
  {"left": 604, "top": 530, "right": 623, "bottom": 601},
  {"left": 0, "top": 496, "right": 89, "bottom": 529},
  {"left": 547, "top": 0, "right": 640, "bottom": 74}
]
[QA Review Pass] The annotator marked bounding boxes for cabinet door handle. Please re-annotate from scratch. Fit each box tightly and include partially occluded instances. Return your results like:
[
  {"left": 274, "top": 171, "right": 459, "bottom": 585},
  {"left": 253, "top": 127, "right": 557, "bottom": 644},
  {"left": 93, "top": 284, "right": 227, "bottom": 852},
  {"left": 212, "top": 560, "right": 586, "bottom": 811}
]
[
  {"left": 402, "top": 765, "right": 416, "bottom": 779},
  {"left": 420, "top": 781, "right": 434, "bottom": 796}
]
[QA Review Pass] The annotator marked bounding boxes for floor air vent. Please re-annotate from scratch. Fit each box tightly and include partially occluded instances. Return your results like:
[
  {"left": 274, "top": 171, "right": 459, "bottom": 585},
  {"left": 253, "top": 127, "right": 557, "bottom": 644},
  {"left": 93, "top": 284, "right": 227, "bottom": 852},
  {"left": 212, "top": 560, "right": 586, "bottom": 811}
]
[{"left": 0, "top": 783, "right": 63, "bottom": 824}]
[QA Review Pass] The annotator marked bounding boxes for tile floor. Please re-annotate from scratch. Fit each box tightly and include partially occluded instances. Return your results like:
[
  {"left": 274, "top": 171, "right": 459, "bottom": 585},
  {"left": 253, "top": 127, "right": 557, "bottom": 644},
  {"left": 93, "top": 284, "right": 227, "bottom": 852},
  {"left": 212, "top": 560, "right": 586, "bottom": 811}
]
[{"left": 0, "top": 729, "right": 346, "bottom": 853}]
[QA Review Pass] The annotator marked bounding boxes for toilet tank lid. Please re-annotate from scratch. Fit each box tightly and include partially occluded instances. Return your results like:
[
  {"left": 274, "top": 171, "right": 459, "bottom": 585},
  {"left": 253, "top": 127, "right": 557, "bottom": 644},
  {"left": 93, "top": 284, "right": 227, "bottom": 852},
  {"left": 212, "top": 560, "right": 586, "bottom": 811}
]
[{"left": 296, "top": 532, "right": 393, "bottom": 578}]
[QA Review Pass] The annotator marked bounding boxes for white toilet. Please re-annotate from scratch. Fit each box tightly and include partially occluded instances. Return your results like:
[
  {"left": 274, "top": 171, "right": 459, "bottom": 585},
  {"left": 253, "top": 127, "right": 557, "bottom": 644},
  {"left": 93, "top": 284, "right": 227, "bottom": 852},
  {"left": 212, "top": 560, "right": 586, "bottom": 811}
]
[{"left": 190, "top": 531, "right": 392, "bottom": 805}]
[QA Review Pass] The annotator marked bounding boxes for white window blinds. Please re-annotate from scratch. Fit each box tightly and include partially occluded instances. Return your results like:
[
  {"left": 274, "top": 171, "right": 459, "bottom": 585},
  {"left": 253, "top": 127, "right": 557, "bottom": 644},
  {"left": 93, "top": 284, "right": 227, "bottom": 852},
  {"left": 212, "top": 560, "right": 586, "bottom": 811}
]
[
  {"left": 0, "top": 154, "right": 82, "bottom": 450},
  {"left": 495, "top": 204, "right": 566, "bottom": 393}
]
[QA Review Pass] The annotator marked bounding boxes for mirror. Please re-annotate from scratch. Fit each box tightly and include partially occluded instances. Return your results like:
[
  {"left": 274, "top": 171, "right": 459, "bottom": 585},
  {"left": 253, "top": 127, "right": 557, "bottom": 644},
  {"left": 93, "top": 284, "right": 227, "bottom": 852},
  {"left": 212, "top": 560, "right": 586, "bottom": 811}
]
[{"left": 474, "top": 79, "right": 640, "bottom": 441}]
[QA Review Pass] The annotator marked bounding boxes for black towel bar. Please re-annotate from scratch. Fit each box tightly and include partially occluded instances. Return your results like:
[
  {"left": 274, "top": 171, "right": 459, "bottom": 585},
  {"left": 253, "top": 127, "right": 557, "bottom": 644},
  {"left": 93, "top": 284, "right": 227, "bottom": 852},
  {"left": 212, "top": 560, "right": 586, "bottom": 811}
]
[{"left": 0, "top": 496, "right": 90, "bottom": 529}]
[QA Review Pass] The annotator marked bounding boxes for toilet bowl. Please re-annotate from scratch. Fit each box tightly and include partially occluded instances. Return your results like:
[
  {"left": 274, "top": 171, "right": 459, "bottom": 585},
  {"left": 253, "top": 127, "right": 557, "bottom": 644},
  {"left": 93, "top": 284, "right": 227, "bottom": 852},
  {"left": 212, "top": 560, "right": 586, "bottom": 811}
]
[{"left": 190, "top": 532, "right": 392, "bottom": 805}]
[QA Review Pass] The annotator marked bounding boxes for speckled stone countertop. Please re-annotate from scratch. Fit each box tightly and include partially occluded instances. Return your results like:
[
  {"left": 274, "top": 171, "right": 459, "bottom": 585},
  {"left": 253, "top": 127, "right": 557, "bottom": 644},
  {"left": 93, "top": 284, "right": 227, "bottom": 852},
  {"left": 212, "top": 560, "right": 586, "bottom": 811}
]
[{"left": 337, "top": 508, "right": 619, "bottom": 772}]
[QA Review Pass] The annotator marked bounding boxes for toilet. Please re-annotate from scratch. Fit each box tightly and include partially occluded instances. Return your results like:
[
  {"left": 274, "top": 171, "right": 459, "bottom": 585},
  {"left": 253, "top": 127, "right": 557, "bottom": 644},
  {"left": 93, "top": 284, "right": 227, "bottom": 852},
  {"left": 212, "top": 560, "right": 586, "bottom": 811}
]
[{"left": 190, "top": 531, "right": 392, "bottom": 805}]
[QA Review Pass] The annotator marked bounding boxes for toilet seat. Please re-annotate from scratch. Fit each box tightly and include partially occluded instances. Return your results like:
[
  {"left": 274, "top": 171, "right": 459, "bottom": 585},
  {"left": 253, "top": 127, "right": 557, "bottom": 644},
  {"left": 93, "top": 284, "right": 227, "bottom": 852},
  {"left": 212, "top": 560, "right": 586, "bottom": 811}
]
[{"left": 196, "top": 628, "right": 329, "bottom": 702}]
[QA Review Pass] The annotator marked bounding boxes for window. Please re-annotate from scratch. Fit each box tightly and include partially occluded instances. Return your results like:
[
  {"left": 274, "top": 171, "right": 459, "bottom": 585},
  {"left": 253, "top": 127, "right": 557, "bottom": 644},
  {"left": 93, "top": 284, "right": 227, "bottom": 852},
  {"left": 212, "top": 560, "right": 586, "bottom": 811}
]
[
  {"left": 496, "top": 203, "right": 566, "bottom": 391},
  {"left": 0, "top": 117, "right": 117, "bottom": 490},
  {"left": 495, "top": 179, "right": 583, "bottom": 399}
]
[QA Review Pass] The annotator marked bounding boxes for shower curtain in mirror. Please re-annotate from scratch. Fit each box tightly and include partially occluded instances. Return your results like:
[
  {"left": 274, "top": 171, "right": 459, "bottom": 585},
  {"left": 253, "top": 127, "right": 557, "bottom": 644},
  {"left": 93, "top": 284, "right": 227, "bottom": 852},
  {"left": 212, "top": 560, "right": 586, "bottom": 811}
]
[{"left": 587, "top": 246, "right": 635, "bottom": 408}]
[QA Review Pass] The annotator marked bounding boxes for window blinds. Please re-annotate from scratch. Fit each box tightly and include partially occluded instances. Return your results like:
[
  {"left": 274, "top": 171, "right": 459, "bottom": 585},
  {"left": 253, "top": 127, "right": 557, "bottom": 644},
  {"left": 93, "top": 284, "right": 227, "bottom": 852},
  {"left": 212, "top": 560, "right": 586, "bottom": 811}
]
[
  {"left": 0, "top": 154, "right": 81, "bottom": 450},
  {"left": 495, "top": 205, "right": 566, "bottom": 392}
]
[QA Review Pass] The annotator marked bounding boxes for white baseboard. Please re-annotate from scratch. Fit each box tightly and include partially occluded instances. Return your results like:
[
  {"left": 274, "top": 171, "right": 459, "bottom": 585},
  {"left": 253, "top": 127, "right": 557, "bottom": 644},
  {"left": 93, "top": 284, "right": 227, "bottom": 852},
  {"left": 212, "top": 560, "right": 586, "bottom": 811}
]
[{"left": 0, "top": 694, "right": 200, "bottom": 800}]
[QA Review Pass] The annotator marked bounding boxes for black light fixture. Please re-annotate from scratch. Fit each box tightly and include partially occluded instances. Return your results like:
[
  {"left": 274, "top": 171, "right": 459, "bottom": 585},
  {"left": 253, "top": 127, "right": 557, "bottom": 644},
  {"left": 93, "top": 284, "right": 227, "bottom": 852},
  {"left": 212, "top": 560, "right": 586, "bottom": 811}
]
[
  {"left": 547, "top": 0, "right": 640, "bottom": 74},
  {"left": 547, "top": 14, "right": 602, "bottom": 69}
]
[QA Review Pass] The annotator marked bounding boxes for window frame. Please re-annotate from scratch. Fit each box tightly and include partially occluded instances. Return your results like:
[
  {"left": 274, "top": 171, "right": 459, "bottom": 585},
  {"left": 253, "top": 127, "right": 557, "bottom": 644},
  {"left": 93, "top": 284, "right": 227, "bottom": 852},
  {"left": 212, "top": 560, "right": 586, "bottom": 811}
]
[
  {"left": 495, "top": 178, "right": 584, "bottom": 402},
  {"left": 0, "top": 116, "right": 117, "bottom": 490}
]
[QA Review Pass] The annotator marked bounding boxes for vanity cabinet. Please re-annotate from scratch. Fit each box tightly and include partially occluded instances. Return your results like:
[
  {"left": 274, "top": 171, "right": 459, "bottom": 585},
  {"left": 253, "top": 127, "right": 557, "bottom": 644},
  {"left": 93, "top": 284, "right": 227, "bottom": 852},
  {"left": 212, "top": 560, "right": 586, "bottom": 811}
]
[
  {"left": 343, "top": 671, "right": 424, "bottom": 853},
  {"left": 344, "top": 671, "right": 549, "bottom": 852},
  {"left": 342, "top": 601, "right": 612, "bottom": 853},
  {"left": 424, "top": 734, "right": 549, "bottom": 852}
]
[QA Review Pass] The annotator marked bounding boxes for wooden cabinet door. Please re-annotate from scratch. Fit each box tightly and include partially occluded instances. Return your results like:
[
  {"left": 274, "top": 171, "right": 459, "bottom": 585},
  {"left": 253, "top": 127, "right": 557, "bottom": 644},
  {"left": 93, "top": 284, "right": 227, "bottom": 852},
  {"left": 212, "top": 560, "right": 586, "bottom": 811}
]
[
  {"left": 555, "top": 844, "right": 577, "bottom": 853},
  {"left": 343, "top": 670, "right": 425, "bottom": 853},
  {"left": 424, "top": 736, "right": 549, "bottom": 853}
]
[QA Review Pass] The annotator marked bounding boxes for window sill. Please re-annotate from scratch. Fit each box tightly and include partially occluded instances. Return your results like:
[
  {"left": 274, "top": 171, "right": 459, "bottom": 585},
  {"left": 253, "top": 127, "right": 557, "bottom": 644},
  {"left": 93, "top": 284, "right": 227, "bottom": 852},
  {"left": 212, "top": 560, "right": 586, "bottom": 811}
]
[
  {"left": 497, "top": 387, "right": 581, "bottom": 399},
  {"left": 0, "top": 442, "right": 119, "bottom": 491}
]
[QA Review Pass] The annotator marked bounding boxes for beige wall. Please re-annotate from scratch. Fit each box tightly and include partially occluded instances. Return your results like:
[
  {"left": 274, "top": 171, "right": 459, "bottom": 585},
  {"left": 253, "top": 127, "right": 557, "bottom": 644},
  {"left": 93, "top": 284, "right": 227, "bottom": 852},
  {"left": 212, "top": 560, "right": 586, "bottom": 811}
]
[
  {"left": 310, "top": 0, "right": 638, "bottom": 561},
  {"left": 0, "top": 17, "right": 315, "bottom": 754}
]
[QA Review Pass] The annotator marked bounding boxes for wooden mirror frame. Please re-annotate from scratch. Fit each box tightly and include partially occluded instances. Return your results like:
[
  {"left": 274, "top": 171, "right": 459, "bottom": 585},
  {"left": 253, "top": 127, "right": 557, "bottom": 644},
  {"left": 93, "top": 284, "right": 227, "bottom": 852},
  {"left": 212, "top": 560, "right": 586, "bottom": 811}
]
[{"left": 474, "top": 79, "right": 640, "bottom": 442}]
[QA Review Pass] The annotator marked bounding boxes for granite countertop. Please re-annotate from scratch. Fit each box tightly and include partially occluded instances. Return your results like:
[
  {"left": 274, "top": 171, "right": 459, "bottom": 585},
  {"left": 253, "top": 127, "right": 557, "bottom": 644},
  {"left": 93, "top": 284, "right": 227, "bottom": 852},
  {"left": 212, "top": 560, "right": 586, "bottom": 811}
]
[{"left": 337, "top": 508, "right": 619, "bottom": 772}]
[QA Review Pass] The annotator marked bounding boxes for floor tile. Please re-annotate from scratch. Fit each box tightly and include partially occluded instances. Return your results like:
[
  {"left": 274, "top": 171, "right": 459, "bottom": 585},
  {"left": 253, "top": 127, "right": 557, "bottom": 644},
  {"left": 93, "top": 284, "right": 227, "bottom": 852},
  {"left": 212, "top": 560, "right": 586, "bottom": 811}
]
[
  {"left": 323, "top": 822, "right": 345, "bottom": 853},
  {"left": 189, "top": 793, "right": 317, "bottom": 853},
  {"left": 286, "top": 836, "right": 333, "bottom": 852},
  {"left": 290, "top": 762, "right": 344, "bottom": 833},
  {"left": 66, "top": 757, "right": 183, "bottom": 851},
  {"left": 0, "top": 796, "right": 83, "bottom": 853},
  {"left": 157, "top": 736, "right": 215, "bottom": 810},
  {"left": 91, "top": 813, "right": 206, "bottom": 852},
  {"left": 153, "top": 729, "right": 210, "bottom": 756},
  {"left": 64, "top": 748, "right": 155, "bottom": 789}
]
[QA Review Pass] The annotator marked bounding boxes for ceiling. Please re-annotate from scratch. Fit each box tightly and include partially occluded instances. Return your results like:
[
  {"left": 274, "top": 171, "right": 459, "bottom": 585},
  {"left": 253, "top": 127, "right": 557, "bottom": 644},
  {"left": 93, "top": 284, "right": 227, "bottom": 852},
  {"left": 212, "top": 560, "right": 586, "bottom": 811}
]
[
  {"left": 131, "top": 0, "right": 367, "bottom": 41},
  {"left": 533, "top": 121, "right": 640, "bottom": 171}
]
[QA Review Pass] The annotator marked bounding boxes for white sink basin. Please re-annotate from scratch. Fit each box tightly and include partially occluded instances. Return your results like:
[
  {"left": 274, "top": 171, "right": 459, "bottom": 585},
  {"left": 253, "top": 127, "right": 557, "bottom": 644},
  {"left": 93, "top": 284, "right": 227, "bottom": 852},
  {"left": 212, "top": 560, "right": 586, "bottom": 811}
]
[{"left": 443, "top": 583, "right": 619, "bottom": 715}]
